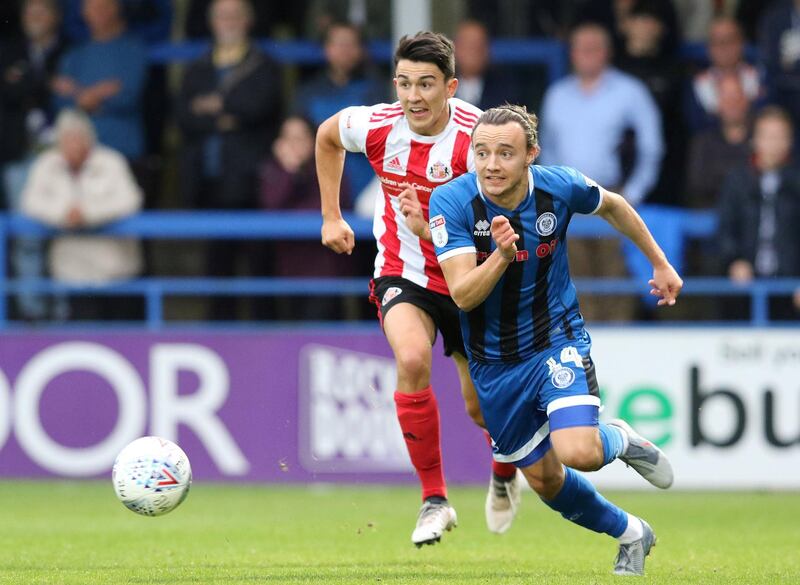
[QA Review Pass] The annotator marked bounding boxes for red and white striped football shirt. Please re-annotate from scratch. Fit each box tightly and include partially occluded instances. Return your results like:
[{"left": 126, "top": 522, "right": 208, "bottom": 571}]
[{"left": 339, "top": 97, "right": 481, "bottom": 295}]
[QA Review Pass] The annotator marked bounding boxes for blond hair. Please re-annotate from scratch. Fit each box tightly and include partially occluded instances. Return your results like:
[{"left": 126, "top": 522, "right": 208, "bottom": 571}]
[{"left": 472, "top": 104, "right": 539, "bottom": 150}]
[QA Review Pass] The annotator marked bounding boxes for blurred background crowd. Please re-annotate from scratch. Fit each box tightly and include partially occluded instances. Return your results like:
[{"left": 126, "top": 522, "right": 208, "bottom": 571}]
[{"left": 1, "top": 0, "right": 799, "bottom": 324}]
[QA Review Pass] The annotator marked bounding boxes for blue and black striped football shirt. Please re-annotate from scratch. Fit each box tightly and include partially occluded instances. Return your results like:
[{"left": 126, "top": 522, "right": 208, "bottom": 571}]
[{"left": 429, "top": 165, "right": 603, "bottom": 363}]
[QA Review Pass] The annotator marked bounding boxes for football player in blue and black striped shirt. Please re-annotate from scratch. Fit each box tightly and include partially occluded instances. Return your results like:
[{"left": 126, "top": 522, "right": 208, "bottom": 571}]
[{"left": 429, "top": 104, "right": 683, "bottom": 576}]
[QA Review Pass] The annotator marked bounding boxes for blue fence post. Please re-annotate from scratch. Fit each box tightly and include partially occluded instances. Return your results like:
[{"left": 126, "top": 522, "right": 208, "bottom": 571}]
[
  {"left": 146, "top": 283, "right": 163, "bottom": 331},
  {"left": 751, "top": 284, "right": 769, "bottom": 326}
]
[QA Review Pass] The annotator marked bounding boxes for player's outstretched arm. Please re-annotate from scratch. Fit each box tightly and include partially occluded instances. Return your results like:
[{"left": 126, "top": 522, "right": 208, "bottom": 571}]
[
  {"left": 316, "top": 112, "right": 354, "bottom": 255},
  {"left": 596, "top": 189, "right": 683, "bottom": 306},
  {"left": 439, "top": 216, "right": 519, "bottom": 312}
]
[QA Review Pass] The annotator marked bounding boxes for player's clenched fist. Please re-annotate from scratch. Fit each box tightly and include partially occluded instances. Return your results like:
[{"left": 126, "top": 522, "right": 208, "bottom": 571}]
[
  {"left": 491, "top": 215, "right": 519, "bottom": 261},
  {"left": 321, "top": 217, "right": 355, "bottom": 255}
]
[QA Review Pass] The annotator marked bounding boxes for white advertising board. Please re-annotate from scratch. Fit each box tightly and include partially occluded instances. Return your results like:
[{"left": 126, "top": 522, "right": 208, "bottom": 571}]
[{"left": 587, "top": 328, "right": 800, "bottom": 489}]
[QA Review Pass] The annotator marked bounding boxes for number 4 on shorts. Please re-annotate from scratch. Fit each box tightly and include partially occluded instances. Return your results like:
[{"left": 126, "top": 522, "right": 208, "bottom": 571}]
[{"left": 560, "top": 346, "right": 582, "bottom": 368}]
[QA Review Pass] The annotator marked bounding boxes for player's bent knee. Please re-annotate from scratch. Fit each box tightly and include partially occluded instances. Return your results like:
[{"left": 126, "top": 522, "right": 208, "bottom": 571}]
[{"left": 394, "top": 348, "right": 431, "bottom": 384}]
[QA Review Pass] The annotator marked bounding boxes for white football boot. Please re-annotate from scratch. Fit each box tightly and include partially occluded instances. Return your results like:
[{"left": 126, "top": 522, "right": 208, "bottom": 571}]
[
  {"left": 485, "top": 471, "right": 522, "bottom": 534},
  {"left": 411, "top": 500, "right": 457, "bottom": 547}
]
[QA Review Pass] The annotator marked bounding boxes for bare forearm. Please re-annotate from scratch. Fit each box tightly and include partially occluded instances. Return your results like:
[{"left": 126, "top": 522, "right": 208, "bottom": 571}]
[
  {"left": 315, "top": 119, "right": 346, "bottom": 221},
  {"left": 604, "top": 196, "right": 668, "bottom": 268},
  {"left": 450, "top": 251, "right": 512, "bottom": 311}
]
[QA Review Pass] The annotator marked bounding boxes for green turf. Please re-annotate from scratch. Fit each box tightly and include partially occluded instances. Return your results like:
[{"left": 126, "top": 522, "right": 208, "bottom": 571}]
[{"left": 1, "top": 481, "right": 797, "bottom": 584}]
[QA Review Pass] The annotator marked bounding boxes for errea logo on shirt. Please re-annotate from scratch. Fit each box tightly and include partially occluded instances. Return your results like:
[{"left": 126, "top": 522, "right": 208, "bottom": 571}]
[{"left": 473, "top": 219, "right": 490, "bottom": 237}]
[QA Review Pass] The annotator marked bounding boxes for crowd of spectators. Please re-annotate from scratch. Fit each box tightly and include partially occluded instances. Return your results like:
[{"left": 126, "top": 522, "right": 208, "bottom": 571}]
[{"left": 1, "top": 0, "right": 799, "bottom": 322}]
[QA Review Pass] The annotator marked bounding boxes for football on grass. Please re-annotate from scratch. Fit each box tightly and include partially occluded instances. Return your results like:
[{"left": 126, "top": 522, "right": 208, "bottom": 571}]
[{"left": 112, "top": 436, "right": 192, "bottom": 516}]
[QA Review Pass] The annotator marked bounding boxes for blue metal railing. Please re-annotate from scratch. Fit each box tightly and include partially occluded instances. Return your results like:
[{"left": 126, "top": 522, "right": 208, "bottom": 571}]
[
  {"left": 148, "top": 39, "right": 570, "bottom": 83},
  {"left": 1, "top": 209, "right": 797, "bottom": 329},
  {"left": 144, "top": 38, "right": 756, "bottom": 85},
  {"left": 0, "top": 207, "right": 712, "bottom": 238}
]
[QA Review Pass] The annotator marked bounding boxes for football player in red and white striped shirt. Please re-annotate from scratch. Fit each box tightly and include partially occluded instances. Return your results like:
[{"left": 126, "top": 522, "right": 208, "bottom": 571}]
[{"left": 316, "top": 31, "right": 520, "bottom": 546}]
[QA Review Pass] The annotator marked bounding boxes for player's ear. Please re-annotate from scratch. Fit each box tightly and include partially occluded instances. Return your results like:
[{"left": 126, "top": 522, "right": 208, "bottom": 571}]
[
  {"left": 446, "top": 77, "right": 458, "bottom": 98},
  {"left": 527, "top": 145, "right": 540, "bottom": 165}
]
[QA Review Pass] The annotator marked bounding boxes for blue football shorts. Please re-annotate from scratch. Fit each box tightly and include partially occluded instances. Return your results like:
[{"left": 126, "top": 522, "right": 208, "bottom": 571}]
[{"left": 468, "top": 327, "right": 601, "bottom": 468}]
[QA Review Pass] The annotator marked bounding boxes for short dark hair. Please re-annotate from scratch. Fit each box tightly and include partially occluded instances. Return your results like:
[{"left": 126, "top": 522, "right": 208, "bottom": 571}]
[
  {"left": 473, "top": 104, "right": 539, "bottom": 150},
  {"left": 755, "top": 105, "right": 794, "bottom": 136},
  {"left": 394, "top": 31, "right": 455, "bottom": 79}
]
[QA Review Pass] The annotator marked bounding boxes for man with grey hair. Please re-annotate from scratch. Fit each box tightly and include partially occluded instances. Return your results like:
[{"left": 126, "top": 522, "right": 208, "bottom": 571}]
[{"left": 21, "top": 109, "right": 143, "bottom": 320}]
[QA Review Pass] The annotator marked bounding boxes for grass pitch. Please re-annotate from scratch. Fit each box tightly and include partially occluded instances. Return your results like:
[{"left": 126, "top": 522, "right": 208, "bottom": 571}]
[{"left": 1, "top": 481, "right": 797, "bottom": 584}]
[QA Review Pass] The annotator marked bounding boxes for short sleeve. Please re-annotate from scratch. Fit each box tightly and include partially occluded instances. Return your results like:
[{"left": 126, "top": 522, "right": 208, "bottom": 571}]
[
  {"left": 338, "top": 106, "right": 371, "bottom": 153},
  {"left": 429, "top": 184, "right": 476, "bottom": 262},
  {"left": 567, "top": 167, "right": 604, "bottom": 215}
]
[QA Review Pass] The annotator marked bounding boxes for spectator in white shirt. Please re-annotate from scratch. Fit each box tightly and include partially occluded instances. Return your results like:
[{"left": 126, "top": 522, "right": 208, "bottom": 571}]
[{"left": 21, "top": 109, "right": 143, "bottom": 319}]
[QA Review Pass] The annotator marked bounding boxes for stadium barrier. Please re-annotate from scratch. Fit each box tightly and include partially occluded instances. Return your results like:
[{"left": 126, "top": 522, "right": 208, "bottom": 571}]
[
  {"left": 1, "top": 208, "right": 799, "bottom": 328},
  {"left": 145, "top": 38, "right": 754, "bottom": 82},
  {"left": 149, "top": 38, "right": 570, "bottom": 81}
]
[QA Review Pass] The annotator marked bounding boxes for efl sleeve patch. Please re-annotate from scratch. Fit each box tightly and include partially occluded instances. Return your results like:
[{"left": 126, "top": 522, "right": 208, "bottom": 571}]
[
  {"left": 429, "top": 214, "right": 448, "bottom": 246},
  {"left": 430, "top": 185, "right": 478, "bottom": 259}
]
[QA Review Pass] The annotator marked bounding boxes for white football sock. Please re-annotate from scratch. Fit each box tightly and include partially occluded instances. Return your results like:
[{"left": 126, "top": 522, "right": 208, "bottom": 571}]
[{"left": 618, "top": 514, "right": 644, "bottom": 544}]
